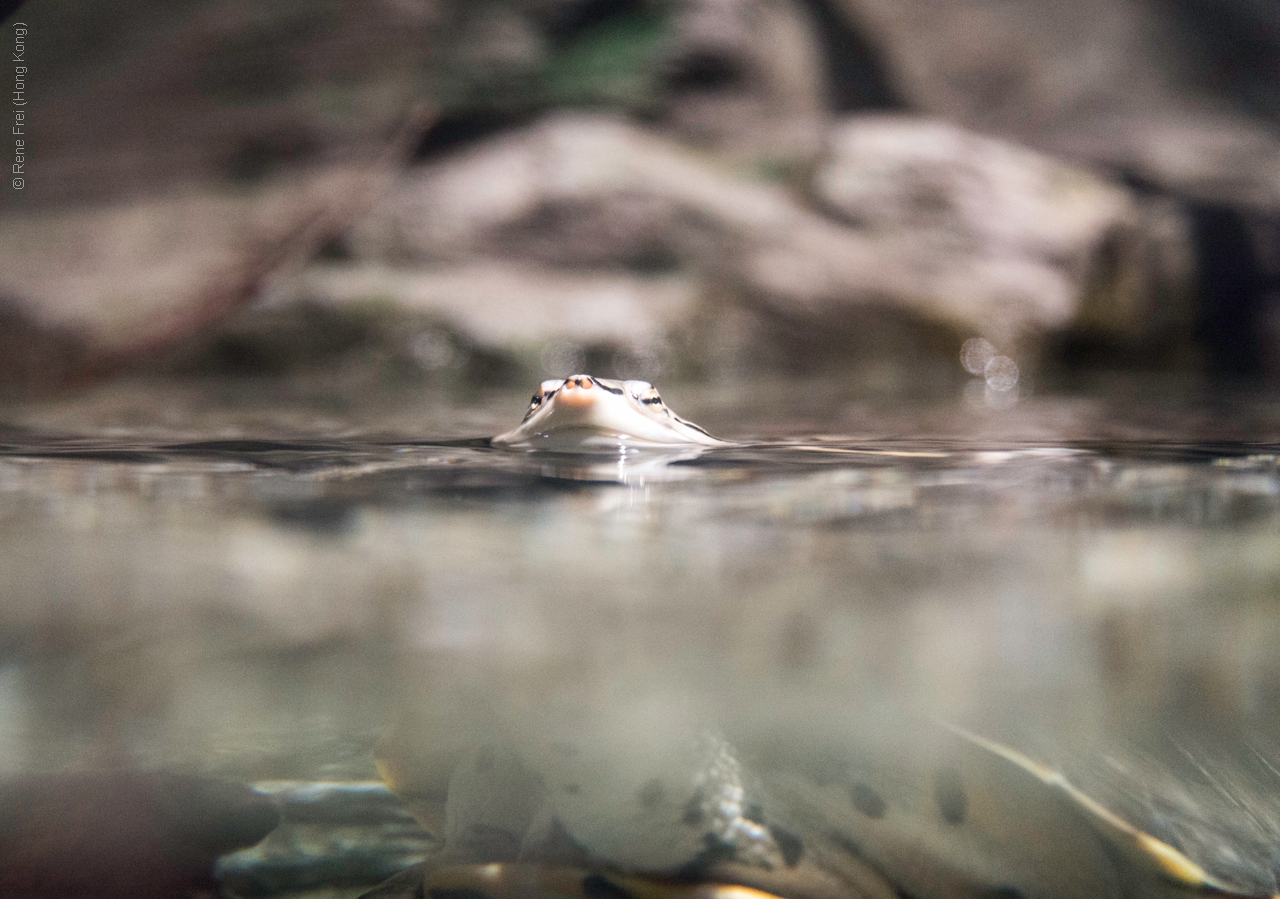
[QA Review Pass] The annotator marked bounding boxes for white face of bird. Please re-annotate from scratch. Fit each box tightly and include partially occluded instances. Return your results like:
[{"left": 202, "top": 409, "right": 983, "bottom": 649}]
[{"left": 492, "top": 375, "right": 726, "bottom": 449}]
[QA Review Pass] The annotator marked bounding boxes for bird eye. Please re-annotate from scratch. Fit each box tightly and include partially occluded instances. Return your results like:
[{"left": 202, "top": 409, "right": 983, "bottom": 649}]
[
  {"left": 624, "top": 380, "right": 653, "bottom": 399},
  {"left": 530, "top": 393, "right": 542, "bottom": 407}
]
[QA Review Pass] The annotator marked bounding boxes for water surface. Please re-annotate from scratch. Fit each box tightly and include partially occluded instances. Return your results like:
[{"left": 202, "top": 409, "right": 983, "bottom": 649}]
[{"left": 1, "top": 380, "right": 1279, "bottom": 893}]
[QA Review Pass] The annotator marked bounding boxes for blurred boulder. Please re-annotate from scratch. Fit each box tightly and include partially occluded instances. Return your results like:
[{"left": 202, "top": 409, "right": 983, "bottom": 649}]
[
  {"left": 816, "top": 118, "right": 1129, "bottom": 266},
  {"left": 662, "top": 0, "right": 829, "bottom": 164},
  {"left": 271, "top": 264, "right": 699, "bottom": 378},
  {"left": 808, "top": 0, "right": 1280, "bottom": 373},
  {"left": 427, "top": 0, "right": 829, "bottom": 166},
  {"left": 810, "top": 116, "right": 1192, "bottom": 350},
  {"left": 360, "top": 863, "right": 427, "bottom": 899},
  {"left": 351, "top": 115, "right": 683, "bottom": 267},
  {"left": 164, "top": 297, "right": 524, "bottom": 388},
  {"left": 340, "top": 112, "right": 1156, "bottom": 367},
  {"left": 451, "top": 3, "right": 547, "bottom": 75},
  {"left": 423, "top": 0, "right": 671, "bottom": 145},
  {"left": 812, "top": 0, "right": 1280, "bottom": 377},
  {"left": 824, "top": 0, "right": 1280, "bottom": 209},
  {"left": 0, "top": 0, "right": 435, "bottom": 396}
]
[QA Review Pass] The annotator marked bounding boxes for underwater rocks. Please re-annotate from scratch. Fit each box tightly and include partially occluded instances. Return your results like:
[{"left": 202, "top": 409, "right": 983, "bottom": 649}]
[
  {"left": 0, "top": 771, "right": 278, "bottom": 898},
  {"left": 217, "top": 780, "right": 435, "bottom": 897}
]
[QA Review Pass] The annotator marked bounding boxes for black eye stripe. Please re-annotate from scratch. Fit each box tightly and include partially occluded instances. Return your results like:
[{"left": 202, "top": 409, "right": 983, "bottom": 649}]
[
  {"left": 673, "top": 415, "right": 710, "bottom": 436},
  {"left": 596, "top": 382, "right": 624, "bottom": 395}
]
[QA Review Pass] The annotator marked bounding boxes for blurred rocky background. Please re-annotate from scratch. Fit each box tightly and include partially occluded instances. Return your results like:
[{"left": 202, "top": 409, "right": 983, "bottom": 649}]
[{"left": 2, "top": 0, "right": 1279, "bottom": 406}]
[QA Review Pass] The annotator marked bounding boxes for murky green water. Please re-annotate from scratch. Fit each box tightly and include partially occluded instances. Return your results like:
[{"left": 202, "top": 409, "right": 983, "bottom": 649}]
[{"left": 1, "top": 380, "right": 1279, "bottom": 895}]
